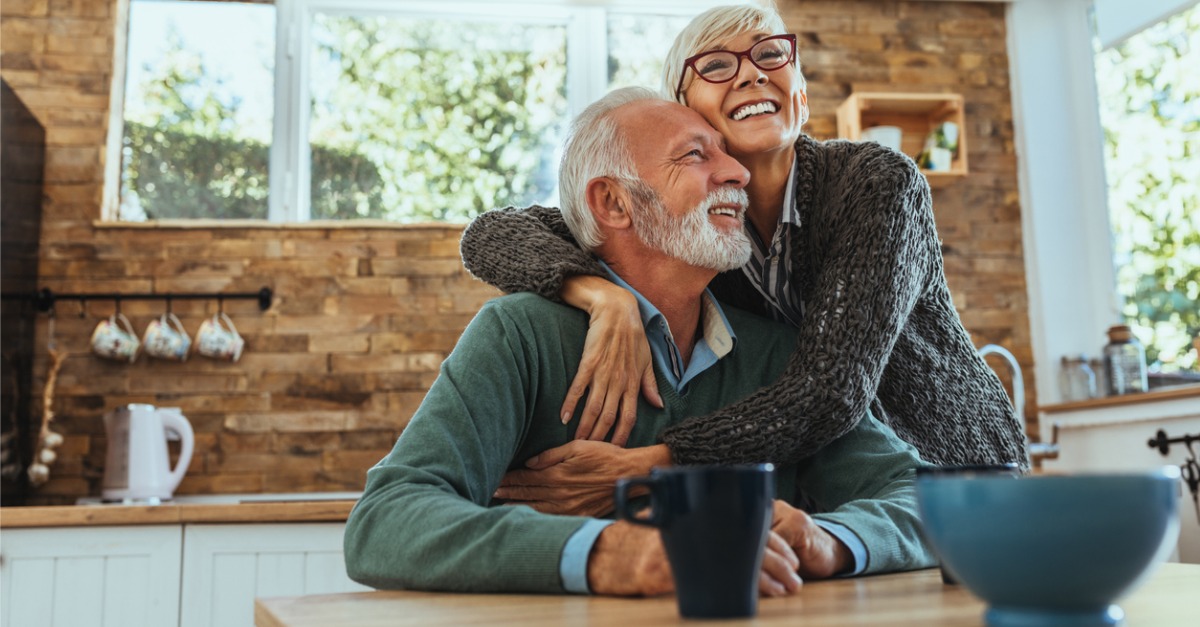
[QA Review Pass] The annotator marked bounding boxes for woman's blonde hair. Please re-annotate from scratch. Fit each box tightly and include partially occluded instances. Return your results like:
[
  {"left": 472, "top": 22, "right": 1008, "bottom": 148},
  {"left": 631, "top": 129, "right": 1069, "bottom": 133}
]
[{"left": 662, "top": 2, "right": 805, "bottom": 105}]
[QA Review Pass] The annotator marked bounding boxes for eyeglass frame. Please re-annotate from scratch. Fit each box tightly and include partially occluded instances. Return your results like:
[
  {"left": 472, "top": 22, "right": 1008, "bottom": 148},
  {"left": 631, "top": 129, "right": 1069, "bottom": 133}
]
[{"left": 675, "top": 34, "right": 798, "bottom": 99}]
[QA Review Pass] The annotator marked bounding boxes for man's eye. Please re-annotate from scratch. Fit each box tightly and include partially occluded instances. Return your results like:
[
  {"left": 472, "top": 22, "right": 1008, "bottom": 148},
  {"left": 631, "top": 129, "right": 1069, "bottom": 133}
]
[{"left": 685, "top": 149, "right": 704, "bottom": 159}]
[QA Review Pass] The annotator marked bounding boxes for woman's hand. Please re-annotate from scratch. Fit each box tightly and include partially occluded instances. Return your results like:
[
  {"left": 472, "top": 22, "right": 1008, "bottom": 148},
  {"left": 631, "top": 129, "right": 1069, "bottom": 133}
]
[
  {"left": 770, "top": 500, "right": 853, "bottom": 579},
  {"left": 494, "top": 442, "right": 671, "bottom": 517},
  {"left": 560, "top": 276, "right": 663, "bottom": 446}
]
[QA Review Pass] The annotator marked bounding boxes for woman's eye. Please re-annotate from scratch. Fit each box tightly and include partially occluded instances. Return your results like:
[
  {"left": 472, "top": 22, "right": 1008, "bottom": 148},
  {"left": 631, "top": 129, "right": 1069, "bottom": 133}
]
[
  {"left": 698, "top": 58, "right": 732, "bottom": 75},
  {"left": 755, "top": 48, "right": 785, "bottom": 62}
]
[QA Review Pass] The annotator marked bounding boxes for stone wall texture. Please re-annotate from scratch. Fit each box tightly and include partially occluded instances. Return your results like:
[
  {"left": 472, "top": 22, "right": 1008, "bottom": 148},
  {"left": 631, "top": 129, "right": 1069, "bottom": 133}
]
[{"left": 1, "top": 0, "right": 1034, "bottom": 505}]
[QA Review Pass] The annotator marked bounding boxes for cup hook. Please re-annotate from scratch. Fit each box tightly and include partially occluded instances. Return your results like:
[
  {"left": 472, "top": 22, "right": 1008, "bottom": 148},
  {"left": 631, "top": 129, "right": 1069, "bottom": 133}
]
[{"left": 47, "top": 305, "right": 57, "bottom": 351}]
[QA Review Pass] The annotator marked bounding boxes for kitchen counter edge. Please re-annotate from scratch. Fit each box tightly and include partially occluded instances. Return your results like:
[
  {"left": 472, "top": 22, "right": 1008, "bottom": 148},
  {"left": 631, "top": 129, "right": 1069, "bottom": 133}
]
[{"left": 0, "top": 500, "right": 358, "bottom": 528}]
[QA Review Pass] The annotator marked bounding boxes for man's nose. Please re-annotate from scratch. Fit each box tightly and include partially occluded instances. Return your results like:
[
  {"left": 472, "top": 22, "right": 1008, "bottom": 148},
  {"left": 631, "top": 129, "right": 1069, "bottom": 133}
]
[{"left": 714, "top": 151, "right": 750, "bottom": 189}]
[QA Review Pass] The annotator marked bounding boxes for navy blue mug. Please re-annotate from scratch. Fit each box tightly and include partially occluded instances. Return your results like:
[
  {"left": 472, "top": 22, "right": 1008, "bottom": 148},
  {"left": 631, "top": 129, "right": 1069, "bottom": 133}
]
[{"left": 614, "top": 464, "right": 774, "bottom": 618}]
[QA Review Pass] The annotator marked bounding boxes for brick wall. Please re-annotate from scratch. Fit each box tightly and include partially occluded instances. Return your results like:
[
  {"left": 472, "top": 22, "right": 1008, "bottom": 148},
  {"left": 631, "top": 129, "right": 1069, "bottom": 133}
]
[{"left": 1, "top": 0, "right": 1034, "bottom": 505}]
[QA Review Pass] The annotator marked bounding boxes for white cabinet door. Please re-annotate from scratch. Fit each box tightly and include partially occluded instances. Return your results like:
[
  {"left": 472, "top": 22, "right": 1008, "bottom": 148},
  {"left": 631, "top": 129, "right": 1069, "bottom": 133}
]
[
  {"left": 179, "top": 523, "right": 368, "bottom": 627},
  {"left": 0, "top": 525, "right": 183, "bottom": 627}
]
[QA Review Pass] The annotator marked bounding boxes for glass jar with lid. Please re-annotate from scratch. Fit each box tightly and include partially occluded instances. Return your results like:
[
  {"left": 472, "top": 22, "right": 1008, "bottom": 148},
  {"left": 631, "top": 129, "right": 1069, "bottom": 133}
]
[
  {"left": 1059, "top": 355, "right": 1097, "bottom": 402},
  {"left": 1103, "top": 324, "right": 1148, "bottom": 395}
]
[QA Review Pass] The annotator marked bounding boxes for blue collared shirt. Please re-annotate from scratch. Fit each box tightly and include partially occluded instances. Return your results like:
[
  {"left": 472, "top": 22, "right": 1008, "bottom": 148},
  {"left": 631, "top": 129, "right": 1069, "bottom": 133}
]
[{"left": 558, "top": 263, "right": 865, "bottom": 592}]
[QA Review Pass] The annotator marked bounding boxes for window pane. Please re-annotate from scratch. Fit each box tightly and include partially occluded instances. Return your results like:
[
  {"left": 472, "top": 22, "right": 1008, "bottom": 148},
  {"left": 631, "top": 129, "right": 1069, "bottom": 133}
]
[
  {"left": 308, "top": 15, "right": 567, "bottom": 222},
  {"left": 607, "top": 13, "right": 694, "bottom": 92},
  {"left": 1094, "top": 5, "right": 1200, "bottom": 377},
  {"left": 120, "top": 1, "right": 275, "bottom": 221}
]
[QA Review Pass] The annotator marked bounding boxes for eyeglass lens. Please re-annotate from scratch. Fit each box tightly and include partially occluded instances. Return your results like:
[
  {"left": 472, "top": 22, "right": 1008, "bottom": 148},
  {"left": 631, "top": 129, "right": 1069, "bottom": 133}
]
[{"left": 694, "top": 37, "right": 793, "bottom": 82}]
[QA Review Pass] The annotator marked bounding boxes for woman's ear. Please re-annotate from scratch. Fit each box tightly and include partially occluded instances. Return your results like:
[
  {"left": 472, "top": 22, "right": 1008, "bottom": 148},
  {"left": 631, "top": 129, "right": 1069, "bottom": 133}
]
[
  {"left": 585, "top": 177, "right": 633, "bottom": 230},
  {"left": 797, "top": 91, "right": 810, "bottom": 126}
]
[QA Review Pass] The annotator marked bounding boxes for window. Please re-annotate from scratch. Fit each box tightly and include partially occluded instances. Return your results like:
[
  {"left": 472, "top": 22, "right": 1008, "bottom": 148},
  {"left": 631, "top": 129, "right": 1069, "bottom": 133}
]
[
  {"left": 115, "top": 0, "right": 708, "bottom": 224},
  {"left": 1093, "top": 4, "right": 1200, "bottom": 378}
]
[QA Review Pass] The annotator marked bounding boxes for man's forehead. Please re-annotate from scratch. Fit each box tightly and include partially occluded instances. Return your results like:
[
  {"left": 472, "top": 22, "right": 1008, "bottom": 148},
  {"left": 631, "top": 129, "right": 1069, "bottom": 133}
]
[{"left": 615, "top": 100, "right": 723, "bottom": 150}]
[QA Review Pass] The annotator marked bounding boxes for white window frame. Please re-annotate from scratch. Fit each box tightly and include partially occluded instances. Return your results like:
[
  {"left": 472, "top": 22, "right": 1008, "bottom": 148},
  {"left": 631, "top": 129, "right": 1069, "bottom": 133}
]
[
  {"left": 1006, "top": 0, "right": 1197, "bottom": 403},
  {"left": 108, "top": 0, "right": 734, "bottom": 222},
  {"left": 106, "top": 0, "right": 732, "bottom": 223}
]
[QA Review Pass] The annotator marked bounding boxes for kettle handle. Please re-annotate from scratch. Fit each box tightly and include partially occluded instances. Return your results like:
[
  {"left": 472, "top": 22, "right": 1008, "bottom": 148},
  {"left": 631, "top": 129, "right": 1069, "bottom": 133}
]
[{"left": 159, "top": 410, "right": 195, "bottom": 494}]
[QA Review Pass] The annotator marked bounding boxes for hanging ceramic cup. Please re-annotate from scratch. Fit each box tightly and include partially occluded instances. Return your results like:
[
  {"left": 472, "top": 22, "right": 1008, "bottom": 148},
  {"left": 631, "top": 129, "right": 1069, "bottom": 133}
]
[
  {"left": 195, "top": 312, "right": 244, "bottom": 362},
  {"left": 142, "top": 312, "right": 192, "bottom": 361},
  {"left": 91, "top": 312, "right": 140, "bottom": 363}
]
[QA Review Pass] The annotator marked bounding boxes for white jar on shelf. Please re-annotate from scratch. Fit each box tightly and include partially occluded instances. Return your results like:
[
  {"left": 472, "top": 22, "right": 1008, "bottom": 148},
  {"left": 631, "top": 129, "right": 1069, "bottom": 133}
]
[{"left": 1059, "top": 355, "right": 1097, "bottom": 402}]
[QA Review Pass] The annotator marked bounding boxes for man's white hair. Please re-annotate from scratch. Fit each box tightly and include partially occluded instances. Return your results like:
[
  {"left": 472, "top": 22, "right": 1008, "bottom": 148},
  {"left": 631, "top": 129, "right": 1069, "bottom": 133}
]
[
  {"left": 558, "top": 86, "right": 666, "bottom": 251},
  {"left": 662, "top": 2, "right": 805, "bottom": 105}
]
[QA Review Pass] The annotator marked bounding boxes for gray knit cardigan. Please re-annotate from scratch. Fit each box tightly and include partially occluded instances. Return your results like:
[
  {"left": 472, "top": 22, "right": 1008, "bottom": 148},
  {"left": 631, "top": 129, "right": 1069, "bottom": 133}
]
[{"left": 459, "top": 134, "right": 1029, "bottom": 470}]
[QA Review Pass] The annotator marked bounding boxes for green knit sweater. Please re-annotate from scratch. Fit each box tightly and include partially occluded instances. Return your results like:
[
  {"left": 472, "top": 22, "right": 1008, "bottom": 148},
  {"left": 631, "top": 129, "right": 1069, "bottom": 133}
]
[{"left": 343, "top": 293, "right": 935, "bottom": 593}]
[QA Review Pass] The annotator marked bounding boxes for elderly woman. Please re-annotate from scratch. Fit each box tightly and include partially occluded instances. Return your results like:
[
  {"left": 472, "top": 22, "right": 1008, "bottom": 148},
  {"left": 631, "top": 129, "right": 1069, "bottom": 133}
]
[{"left": 460, "top": 3, "right": 1027, "bottom": 504}]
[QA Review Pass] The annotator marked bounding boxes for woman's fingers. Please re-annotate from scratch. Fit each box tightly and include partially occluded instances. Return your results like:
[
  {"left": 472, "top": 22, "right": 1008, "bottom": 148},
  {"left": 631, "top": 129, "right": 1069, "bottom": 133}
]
[
  {"left": 609, "top": 385, "right": 640, "bottom": 447},
  {"left": 641, "top": 364, "right": 663, "bottom": 409}
]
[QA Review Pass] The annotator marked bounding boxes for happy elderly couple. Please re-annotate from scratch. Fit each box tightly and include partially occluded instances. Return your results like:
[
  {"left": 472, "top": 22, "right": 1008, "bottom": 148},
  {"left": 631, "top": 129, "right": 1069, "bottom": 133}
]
[{"left": 344, "top": 3, "right": 1027, "bottom": 598}]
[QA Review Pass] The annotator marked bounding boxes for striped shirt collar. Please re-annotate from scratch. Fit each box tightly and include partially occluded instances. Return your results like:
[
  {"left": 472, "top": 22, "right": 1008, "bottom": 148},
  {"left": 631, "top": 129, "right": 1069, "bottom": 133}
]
[
  {"left": 599, "top": 261, "right": 736, "bottom": 393},
  {"left": 739, "top": 157, "right": 805, "bottom": 327}
]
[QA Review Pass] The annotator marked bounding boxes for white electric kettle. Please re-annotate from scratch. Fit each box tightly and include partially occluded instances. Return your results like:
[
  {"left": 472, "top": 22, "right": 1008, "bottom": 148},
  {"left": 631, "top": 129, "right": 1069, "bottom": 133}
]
[{"left": 102, "top": 403, "right": 195, "bottom": 503}]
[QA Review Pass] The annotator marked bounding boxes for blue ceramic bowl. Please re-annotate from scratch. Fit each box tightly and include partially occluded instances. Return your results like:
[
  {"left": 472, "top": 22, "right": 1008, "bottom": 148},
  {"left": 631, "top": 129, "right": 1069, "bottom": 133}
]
[{"left": 916, "top": 467, "right": 1180, "bottom": 627}]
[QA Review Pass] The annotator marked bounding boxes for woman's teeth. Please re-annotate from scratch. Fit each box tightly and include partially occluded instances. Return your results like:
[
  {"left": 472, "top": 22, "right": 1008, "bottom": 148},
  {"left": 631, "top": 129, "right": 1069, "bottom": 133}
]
[{"left": 731, "top": 102, "right": 778, "bottom": 121}]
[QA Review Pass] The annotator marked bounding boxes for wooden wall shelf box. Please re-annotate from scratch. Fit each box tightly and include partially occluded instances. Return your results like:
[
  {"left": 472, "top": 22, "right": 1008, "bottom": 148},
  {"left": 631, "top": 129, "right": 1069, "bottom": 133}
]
[{"left": 836, "top": 92, "right": 968, "bottom": 188}]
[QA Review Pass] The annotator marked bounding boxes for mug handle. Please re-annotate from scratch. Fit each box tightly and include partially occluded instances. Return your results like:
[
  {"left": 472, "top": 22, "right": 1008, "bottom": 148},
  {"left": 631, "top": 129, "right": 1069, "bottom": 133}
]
[
  {"left": 615, "top": 476, "right": 664, "bottom": 528},
  {"left": 167, "top": 312, "right": 187, "bottom": 335},
  {"left": 115, "top": 312, "right": 136, "bottom": 336},
  {"left": 217, "top": 311, "right": 240, "bottom": 338}
]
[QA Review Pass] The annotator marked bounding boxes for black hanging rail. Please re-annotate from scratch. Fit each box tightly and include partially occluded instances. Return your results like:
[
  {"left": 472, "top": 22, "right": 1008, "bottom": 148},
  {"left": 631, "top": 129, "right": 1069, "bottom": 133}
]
[
  {"left": 1147, "top": 429, "right": 1200, "bottom": 456},
  {"left": 0, "top": 287, "right": 273, "bottom": 313}
]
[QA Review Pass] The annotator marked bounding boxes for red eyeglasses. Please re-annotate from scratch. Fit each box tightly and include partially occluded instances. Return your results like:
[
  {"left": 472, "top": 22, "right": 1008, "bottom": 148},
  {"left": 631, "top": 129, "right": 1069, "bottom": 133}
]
[{"left": 675, "top": 34, "right": 798, "bottom": 99}]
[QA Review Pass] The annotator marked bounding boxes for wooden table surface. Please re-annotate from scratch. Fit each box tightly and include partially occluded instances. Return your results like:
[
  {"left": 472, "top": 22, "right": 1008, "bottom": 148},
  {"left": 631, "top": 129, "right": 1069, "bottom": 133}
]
[{"left": 255, "top": 562, "right": 1199, "bottom": 627}]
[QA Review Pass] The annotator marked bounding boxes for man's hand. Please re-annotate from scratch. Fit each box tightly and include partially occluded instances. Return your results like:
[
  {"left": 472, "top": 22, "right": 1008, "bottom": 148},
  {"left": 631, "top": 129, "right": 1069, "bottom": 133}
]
[
  {"left": 494, "top": 442, "right": 670, "bottom": 517},
  {"left": 559, "top": 276, "right": 663, "bottom": 446},
  {"left": 588, "top": 524, "right": 803, "bottom": 598},
  {"left": 771, "top": 500, "right": 853, "bottom": 579},
  {"left": 588, "top": 521, "right": 674, "bottom": 596},
  {"left": 760, "top": 531, "right": 804, "bottom": 596}
]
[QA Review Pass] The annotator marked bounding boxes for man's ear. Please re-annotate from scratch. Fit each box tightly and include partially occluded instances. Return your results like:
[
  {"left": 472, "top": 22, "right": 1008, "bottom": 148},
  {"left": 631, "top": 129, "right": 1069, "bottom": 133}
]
[{"left": 585, "top": 177, "right": 633, "bottom": 230}]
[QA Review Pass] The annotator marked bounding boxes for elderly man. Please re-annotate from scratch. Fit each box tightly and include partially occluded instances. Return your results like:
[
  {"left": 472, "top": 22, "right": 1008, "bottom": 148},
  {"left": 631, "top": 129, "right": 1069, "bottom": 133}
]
[{"left": 343, "top": 87, "right": 935, "bottom": 596}]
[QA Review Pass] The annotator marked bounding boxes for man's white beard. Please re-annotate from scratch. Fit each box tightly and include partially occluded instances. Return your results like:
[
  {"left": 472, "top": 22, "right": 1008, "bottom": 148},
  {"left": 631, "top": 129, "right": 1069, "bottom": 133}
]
[{"left": 630, "top": 184, "right": 752, "bottom": 272}]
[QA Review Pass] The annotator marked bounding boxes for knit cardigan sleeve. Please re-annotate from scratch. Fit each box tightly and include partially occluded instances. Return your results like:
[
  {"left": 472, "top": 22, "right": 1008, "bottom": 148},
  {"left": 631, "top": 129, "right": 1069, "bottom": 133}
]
[
  {"left": 460, "top": 205, "right": 607, "bottom": 302},
  {"left": 660, "top": 146, "right": 937, "bottom": 465}
]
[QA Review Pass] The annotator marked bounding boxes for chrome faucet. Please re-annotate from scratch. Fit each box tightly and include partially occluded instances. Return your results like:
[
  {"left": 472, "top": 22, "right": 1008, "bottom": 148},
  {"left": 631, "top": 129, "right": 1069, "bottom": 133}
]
[{"left": 977, "top": 344, "right": 1060, "bottom": 464}]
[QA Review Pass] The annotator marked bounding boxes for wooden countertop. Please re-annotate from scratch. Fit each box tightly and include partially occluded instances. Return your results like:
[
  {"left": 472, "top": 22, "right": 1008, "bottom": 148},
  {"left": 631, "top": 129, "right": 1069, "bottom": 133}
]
[
  {"left": 0, "top": 499, "right": 357, "bottom": 528},
  {"left": 254, "top": 562, "right": 1200, "bottom": 627}
]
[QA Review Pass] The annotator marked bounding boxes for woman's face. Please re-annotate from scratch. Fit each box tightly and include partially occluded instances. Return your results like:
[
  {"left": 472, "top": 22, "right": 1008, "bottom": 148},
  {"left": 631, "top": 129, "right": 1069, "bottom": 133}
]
[{"left": 681, "top": 30, "right": 807, "bottom": 160}]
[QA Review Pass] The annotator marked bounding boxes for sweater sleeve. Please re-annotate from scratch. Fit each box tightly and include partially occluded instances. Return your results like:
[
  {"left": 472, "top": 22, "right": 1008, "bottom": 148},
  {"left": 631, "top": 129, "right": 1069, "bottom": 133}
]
[
  {"left": 660, "top": 148, "right": 936, "bottom": 465},
  {"left": 800, "top": 412, "right": 937, "bottom": 575},
  {"left": 343, "top": 301, "right": 589, "bottom": 593},
  {"left": 460, "top": 205, "right": 608, "bottom": 301}
]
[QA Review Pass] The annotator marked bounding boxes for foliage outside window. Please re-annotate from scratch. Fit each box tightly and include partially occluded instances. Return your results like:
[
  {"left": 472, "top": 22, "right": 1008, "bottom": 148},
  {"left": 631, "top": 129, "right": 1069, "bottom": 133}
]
[
  {"left": 118, "top": 0, "right": 700, "bottom": 224},
  {"left": 1094, "top": 4, "right": 1199, "bottom": 376}
]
